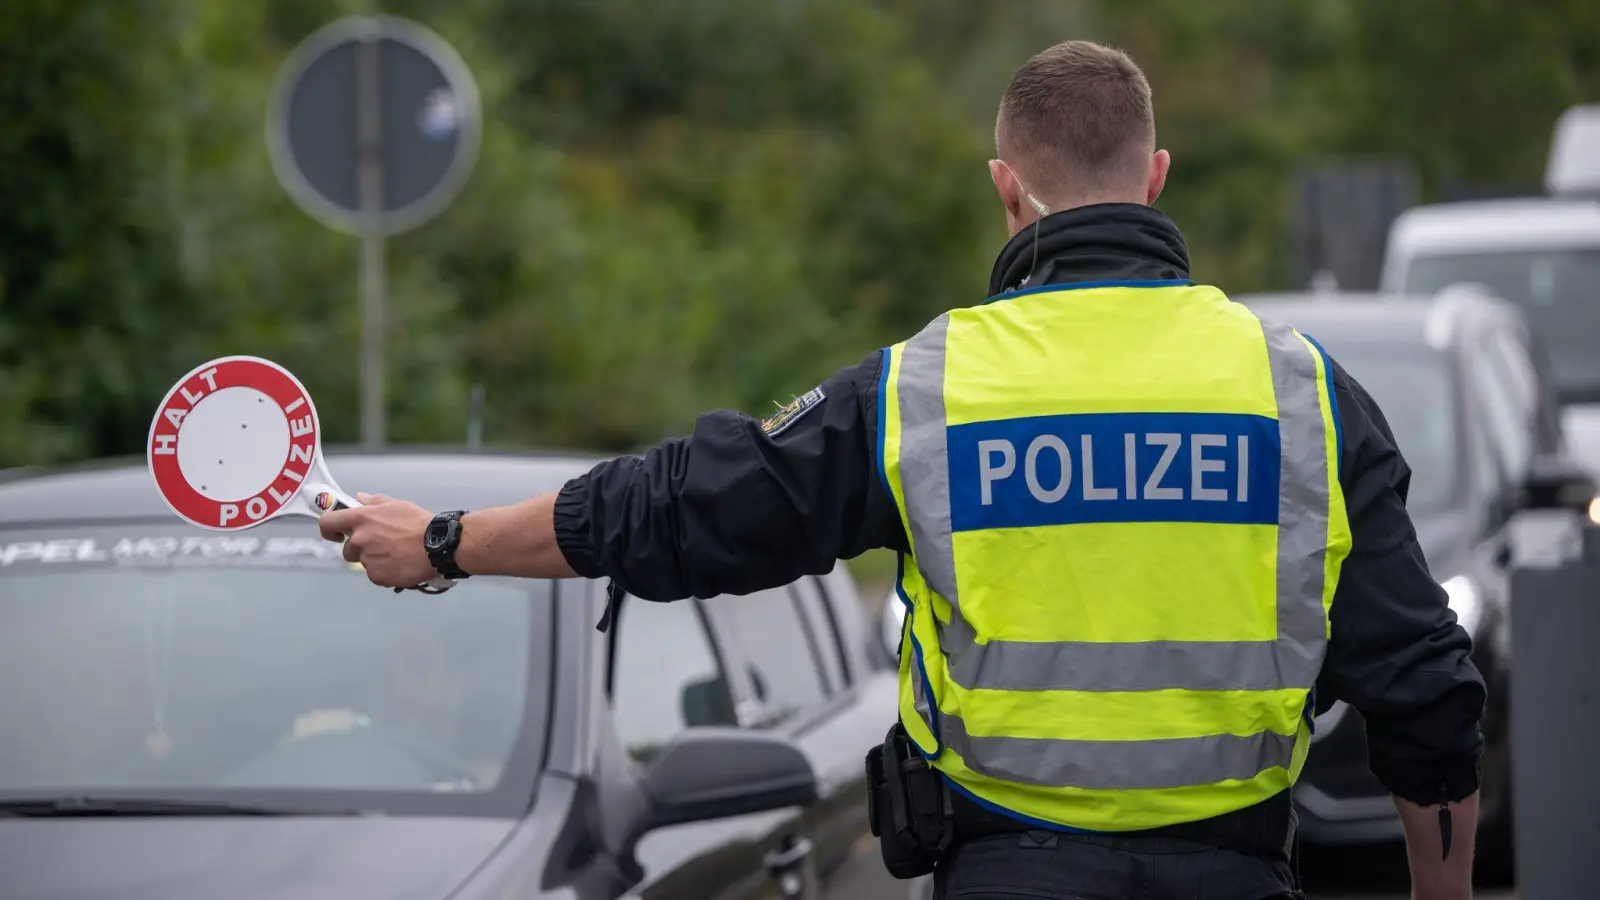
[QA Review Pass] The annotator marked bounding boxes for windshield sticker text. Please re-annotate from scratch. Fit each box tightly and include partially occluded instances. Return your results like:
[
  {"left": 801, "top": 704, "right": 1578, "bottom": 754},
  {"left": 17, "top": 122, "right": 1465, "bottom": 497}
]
[{"left": 0, "top": 536, "right": 345, "bottom": 569}]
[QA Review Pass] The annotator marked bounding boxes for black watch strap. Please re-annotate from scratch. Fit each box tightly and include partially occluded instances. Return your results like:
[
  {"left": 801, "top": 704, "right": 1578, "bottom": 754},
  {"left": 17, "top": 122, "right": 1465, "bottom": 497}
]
[{"left": 425, "top": 510, "right": 472, "bottom": 581}]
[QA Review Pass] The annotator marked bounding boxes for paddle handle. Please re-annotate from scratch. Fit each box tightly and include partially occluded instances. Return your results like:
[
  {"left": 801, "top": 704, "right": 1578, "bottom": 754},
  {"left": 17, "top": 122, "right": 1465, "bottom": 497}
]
[
  {"left": 318, "top": 487, "right": 361, "bottom": 512},
  {"left": 318, "top": 488, "right": 456, "bottom": 594}
]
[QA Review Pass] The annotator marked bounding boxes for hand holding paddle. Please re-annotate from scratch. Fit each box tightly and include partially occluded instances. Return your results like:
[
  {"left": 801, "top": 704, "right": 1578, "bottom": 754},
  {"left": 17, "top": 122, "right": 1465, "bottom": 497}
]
[
  {"left": 317, "top": 492, "right": 444, "bottom": 590},
  {"left": 146, "top": 355, "right": 455, "bottom": 593}
]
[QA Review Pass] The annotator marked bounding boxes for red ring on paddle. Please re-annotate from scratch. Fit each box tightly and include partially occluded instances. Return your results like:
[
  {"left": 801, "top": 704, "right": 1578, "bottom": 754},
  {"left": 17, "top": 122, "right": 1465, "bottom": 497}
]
[{"left": 147, "top": 357, "right": 319, "bottom": 530}]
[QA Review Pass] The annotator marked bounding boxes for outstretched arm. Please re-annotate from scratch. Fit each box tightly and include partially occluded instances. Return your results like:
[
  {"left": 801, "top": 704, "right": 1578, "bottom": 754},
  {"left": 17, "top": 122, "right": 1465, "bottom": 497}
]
[
  {"left": 321, "top": 351, "right": 908, "bottom": 598},
  {"left": 456, "top": 492, "right": 572, "bottom": 579}
]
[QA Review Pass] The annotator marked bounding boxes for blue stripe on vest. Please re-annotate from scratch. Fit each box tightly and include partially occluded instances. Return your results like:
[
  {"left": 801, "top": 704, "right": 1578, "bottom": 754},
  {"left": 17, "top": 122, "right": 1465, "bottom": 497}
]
[
  {"left": 894, "top": 553, "right": 942, "bottom": 760},
  {"left": 984, "top": 278, "right": 1197, "bottom": 304},
  {"left": 948, "top": 411, "right": 1281, "bottom": 532}
]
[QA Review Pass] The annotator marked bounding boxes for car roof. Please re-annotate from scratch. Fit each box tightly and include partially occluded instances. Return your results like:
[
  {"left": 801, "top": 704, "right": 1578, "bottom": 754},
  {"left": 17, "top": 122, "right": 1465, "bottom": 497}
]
[
  {"left": 0, "top": 447, "right": 604, "bottom": 526},
  {"left": 1235, "top": 289, "right": 1515, "bottom": 353},
  {"left": 1386, "top": 197, "right": 1600, "bottom": 256}
]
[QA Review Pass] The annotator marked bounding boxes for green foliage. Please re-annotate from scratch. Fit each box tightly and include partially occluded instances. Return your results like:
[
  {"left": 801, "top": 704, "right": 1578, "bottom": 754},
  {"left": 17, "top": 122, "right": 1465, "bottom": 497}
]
[
  {"left": 2, "top": 0, "right": 1598, "bottom": 467},
  {"left": 0, "top": 0, "right": 194, "bottom": 464},
  {"left": 1314, "top": 0, "right": 1600, "bottom": 193}
]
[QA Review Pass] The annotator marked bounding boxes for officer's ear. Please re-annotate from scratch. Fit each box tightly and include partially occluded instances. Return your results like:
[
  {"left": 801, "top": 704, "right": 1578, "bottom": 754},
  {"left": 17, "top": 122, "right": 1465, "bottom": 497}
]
[
  {"left": 989, "top": 159, "right": 1027, "bottom": 233},
  {"left": 1145, "top": 149, "right": 1171, "bottom": 206}
]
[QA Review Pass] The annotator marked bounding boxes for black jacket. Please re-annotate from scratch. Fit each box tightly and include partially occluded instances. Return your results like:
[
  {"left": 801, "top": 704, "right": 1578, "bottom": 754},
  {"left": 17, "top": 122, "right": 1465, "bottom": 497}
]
[{"left": 553, "top": 202, "right": 1487, "bottom": 808}]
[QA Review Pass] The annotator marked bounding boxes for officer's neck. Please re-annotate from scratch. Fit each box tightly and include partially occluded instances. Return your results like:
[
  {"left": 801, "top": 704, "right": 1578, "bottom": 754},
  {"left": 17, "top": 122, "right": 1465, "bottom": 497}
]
[{"left": 987, "top": 202, "right": 1191, "bottom": 298}]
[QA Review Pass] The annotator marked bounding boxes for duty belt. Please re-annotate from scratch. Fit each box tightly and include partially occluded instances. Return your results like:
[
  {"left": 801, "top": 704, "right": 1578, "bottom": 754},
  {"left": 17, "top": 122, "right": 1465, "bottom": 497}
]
[{"left": 948, "top": 785, "right": 1295, "bottom": 860}]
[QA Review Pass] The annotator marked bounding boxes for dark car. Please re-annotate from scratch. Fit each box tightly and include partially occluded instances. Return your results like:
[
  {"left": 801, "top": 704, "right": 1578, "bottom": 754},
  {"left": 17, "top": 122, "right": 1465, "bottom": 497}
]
[
  {"left": 1238, "top": 286, "right": 1594, "bottom": 875},
  {"left": 0, "top": 450, "right": 903, "bottom": 900}
]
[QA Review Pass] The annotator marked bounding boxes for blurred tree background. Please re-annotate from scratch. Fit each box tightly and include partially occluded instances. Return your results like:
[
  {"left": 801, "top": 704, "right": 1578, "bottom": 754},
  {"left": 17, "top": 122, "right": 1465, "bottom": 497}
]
[{"left": 3, "top": 0, "right": 1599, "bottom": 469}]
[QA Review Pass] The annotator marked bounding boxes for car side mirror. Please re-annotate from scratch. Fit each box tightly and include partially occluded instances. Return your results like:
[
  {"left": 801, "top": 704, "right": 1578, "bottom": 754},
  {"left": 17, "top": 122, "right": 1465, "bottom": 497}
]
[
  {"left": 628, "top": 728, "right": 818, "bottom": 844},
  {"left": 1518, "top": 454, "right": 1598, "bottom": 513}
]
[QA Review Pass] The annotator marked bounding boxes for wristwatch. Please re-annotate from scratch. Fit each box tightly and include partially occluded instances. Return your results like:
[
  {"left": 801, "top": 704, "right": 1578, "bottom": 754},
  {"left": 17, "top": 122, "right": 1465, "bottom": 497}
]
[{"left": 424, "top": 510, "right": 472, "bottom": 581}]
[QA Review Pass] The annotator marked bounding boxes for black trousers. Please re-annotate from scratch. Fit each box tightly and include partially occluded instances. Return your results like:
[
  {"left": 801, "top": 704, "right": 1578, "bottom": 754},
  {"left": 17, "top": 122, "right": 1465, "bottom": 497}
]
[{"left": 930, "top": 830, "right": 1302, "bottom": 900}]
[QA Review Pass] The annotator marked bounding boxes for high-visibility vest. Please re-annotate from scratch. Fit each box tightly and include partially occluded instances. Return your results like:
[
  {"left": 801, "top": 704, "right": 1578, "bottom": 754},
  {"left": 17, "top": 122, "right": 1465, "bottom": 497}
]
[{"left": 877, "top": 279, "right": 1352, "bottom": 832}]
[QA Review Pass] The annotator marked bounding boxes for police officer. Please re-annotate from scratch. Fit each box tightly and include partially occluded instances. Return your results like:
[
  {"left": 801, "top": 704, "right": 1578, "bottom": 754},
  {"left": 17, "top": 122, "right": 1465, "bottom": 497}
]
[{"left": 324, "top": 40, "right": 1486, "bottom": 900}]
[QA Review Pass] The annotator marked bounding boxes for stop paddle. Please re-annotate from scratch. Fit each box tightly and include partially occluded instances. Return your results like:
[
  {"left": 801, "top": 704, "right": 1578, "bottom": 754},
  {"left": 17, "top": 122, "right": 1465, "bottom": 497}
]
[{"left": 146, "top": 355, "right": 455, "bottom": 593}]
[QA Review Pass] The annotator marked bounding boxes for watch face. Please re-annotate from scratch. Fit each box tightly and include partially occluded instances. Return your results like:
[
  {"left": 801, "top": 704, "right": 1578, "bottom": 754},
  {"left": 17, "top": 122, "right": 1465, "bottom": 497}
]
[{"left": 426, "top": 518, "right": 453, "bottom": 550}]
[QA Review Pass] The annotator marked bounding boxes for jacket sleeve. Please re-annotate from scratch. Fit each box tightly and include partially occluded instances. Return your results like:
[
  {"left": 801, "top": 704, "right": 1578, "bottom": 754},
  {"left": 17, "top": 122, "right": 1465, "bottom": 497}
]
[
  {"left": 551, "top": 351, "right": 909, "bottom": 601},
  {"left": 1314, "top": 360, "right": 1487, "bottom": 806}
]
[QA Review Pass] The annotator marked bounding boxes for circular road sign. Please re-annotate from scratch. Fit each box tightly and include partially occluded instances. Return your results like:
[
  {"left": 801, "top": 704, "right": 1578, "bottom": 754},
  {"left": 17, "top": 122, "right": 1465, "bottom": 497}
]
[{"left": 267, "top": 15, "right": 481, "bottom": 237}]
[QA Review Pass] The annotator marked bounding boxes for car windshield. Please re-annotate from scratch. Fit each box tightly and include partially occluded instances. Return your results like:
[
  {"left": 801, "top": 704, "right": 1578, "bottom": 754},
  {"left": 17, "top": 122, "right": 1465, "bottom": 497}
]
[
  {"left": 0, "top": 520, "right": 549, "bottom": 816},
  {"left": 1403, "top": 248, "right": 1600, "bottom": 400},
  {"left": 1307, "top": 345, "right": 1460, "bottom": 514}
]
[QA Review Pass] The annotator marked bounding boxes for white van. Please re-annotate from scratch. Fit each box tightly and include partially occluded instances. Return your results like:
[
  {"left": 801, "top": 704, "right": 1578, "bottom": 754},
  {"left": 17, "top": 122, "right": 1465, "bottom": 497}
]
[{"left": 1380, "top": 105, "right": 1600, "bottom": 470}]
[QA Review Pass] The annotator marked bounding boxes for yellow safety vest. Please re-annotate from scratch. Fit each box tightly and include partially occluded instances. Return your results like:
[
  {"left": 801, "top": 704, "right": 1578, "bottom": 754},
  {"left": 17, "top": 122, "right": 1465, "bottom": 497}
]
[{"left": 877, "top": 279, "right": 1352, "bottom": 832}]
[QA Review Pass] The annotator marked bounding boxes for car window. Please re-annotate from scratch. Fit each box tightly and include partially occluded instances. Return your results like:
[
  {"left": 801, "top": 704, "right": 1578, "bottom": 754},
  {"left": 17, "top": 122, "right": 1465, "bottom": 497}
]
[
  {"left": 1467, "top": 348, "right": 1534, "bottom": 482},
  {"left": 790, "top": 578, "right": 850, "bottom": 692},
  {"left": 1404, "top": 249, "right": 1600, "bottom": 400},
  {"left": 1308, "top": 346, "right": 1460, "bottom": 514},
  {"left": 1486, "top": 330, "right": 1539, "bottom": 427},
  {"left": 1487, "top": 328, "right": 1562, "bottom": 453},
  {"left": 705, "top": 587, "right": 829, "bottom": 729},
  {"left": 1465, "top": 350, "right": 1529, "bottom": 483},
  {"left": 0, "top": 521, "right": 546, "bottom": 817},
  {"left": 1466, "top": 399, "right": 1505, "bottom": 500},
  {"left": 610, "top": 595, "right": 735, "bottom": 763}
]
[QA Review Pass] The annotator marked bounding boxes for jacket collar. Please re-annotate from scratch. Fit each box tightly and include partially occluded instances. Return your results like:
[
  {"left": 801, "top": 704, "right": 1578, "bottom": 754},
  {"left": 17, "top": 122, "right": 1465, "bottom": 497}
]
[{"left": 986, "top": 202, "right": 1193, "bottom": 298}]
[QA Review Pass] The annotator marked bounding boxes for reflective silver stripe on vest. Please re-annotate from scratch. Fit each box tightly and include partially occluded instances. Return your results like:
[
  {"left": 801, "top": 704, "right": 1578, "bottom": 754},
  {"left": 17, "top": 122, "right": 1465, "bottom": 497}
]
[
  {"left": 896, "top": 315, "right": 976, "bottom": 647},
  {"left": 893, "top": 311, "right": 1332, "bottom": 698},
  {"left": 1264, "top": 317, "right": 1335, "bottom": 687},
  {"left": 895, "top": 314, "right": 980, "bottom": 651},
  {"left": 939, "top": 713, "right": 1299, "bottom": 790}
]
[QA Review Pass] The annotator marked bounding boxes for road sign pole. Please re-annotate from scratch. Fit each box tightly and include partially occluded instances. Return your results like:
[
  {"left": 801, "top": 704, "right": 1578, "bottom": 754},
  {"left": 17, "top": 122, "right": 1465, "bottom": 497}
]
[
  {"left": 467, "top": 382, "right": 485, "bottom": 450},
  {"left": 359, "top": 233, "right": 386, "bottom": 450},
  {"left": 356, "top": 27, "right": 386, "bottom": 449},
  {"left": 269, "top": 16, "right": 479, "bottom": 447}
]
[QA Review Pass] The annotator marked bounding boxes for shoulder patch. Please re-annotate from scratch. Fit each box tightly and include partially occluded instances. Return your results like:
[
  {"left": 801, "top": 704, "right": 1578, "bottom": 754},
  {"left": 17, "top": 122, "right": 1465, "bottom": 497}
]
[{"left": 761, "top": 386, "right": 827, "bottom": 437}]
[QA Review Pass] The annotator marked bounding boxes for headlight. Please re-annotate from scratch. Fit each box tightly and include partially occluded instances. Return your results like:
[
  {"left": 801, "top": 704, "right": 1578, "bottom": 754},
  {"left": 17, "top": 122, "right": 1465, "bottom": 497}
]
[{"left": 1441, "top": 574, "right": 1483, "bottom": 636}]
